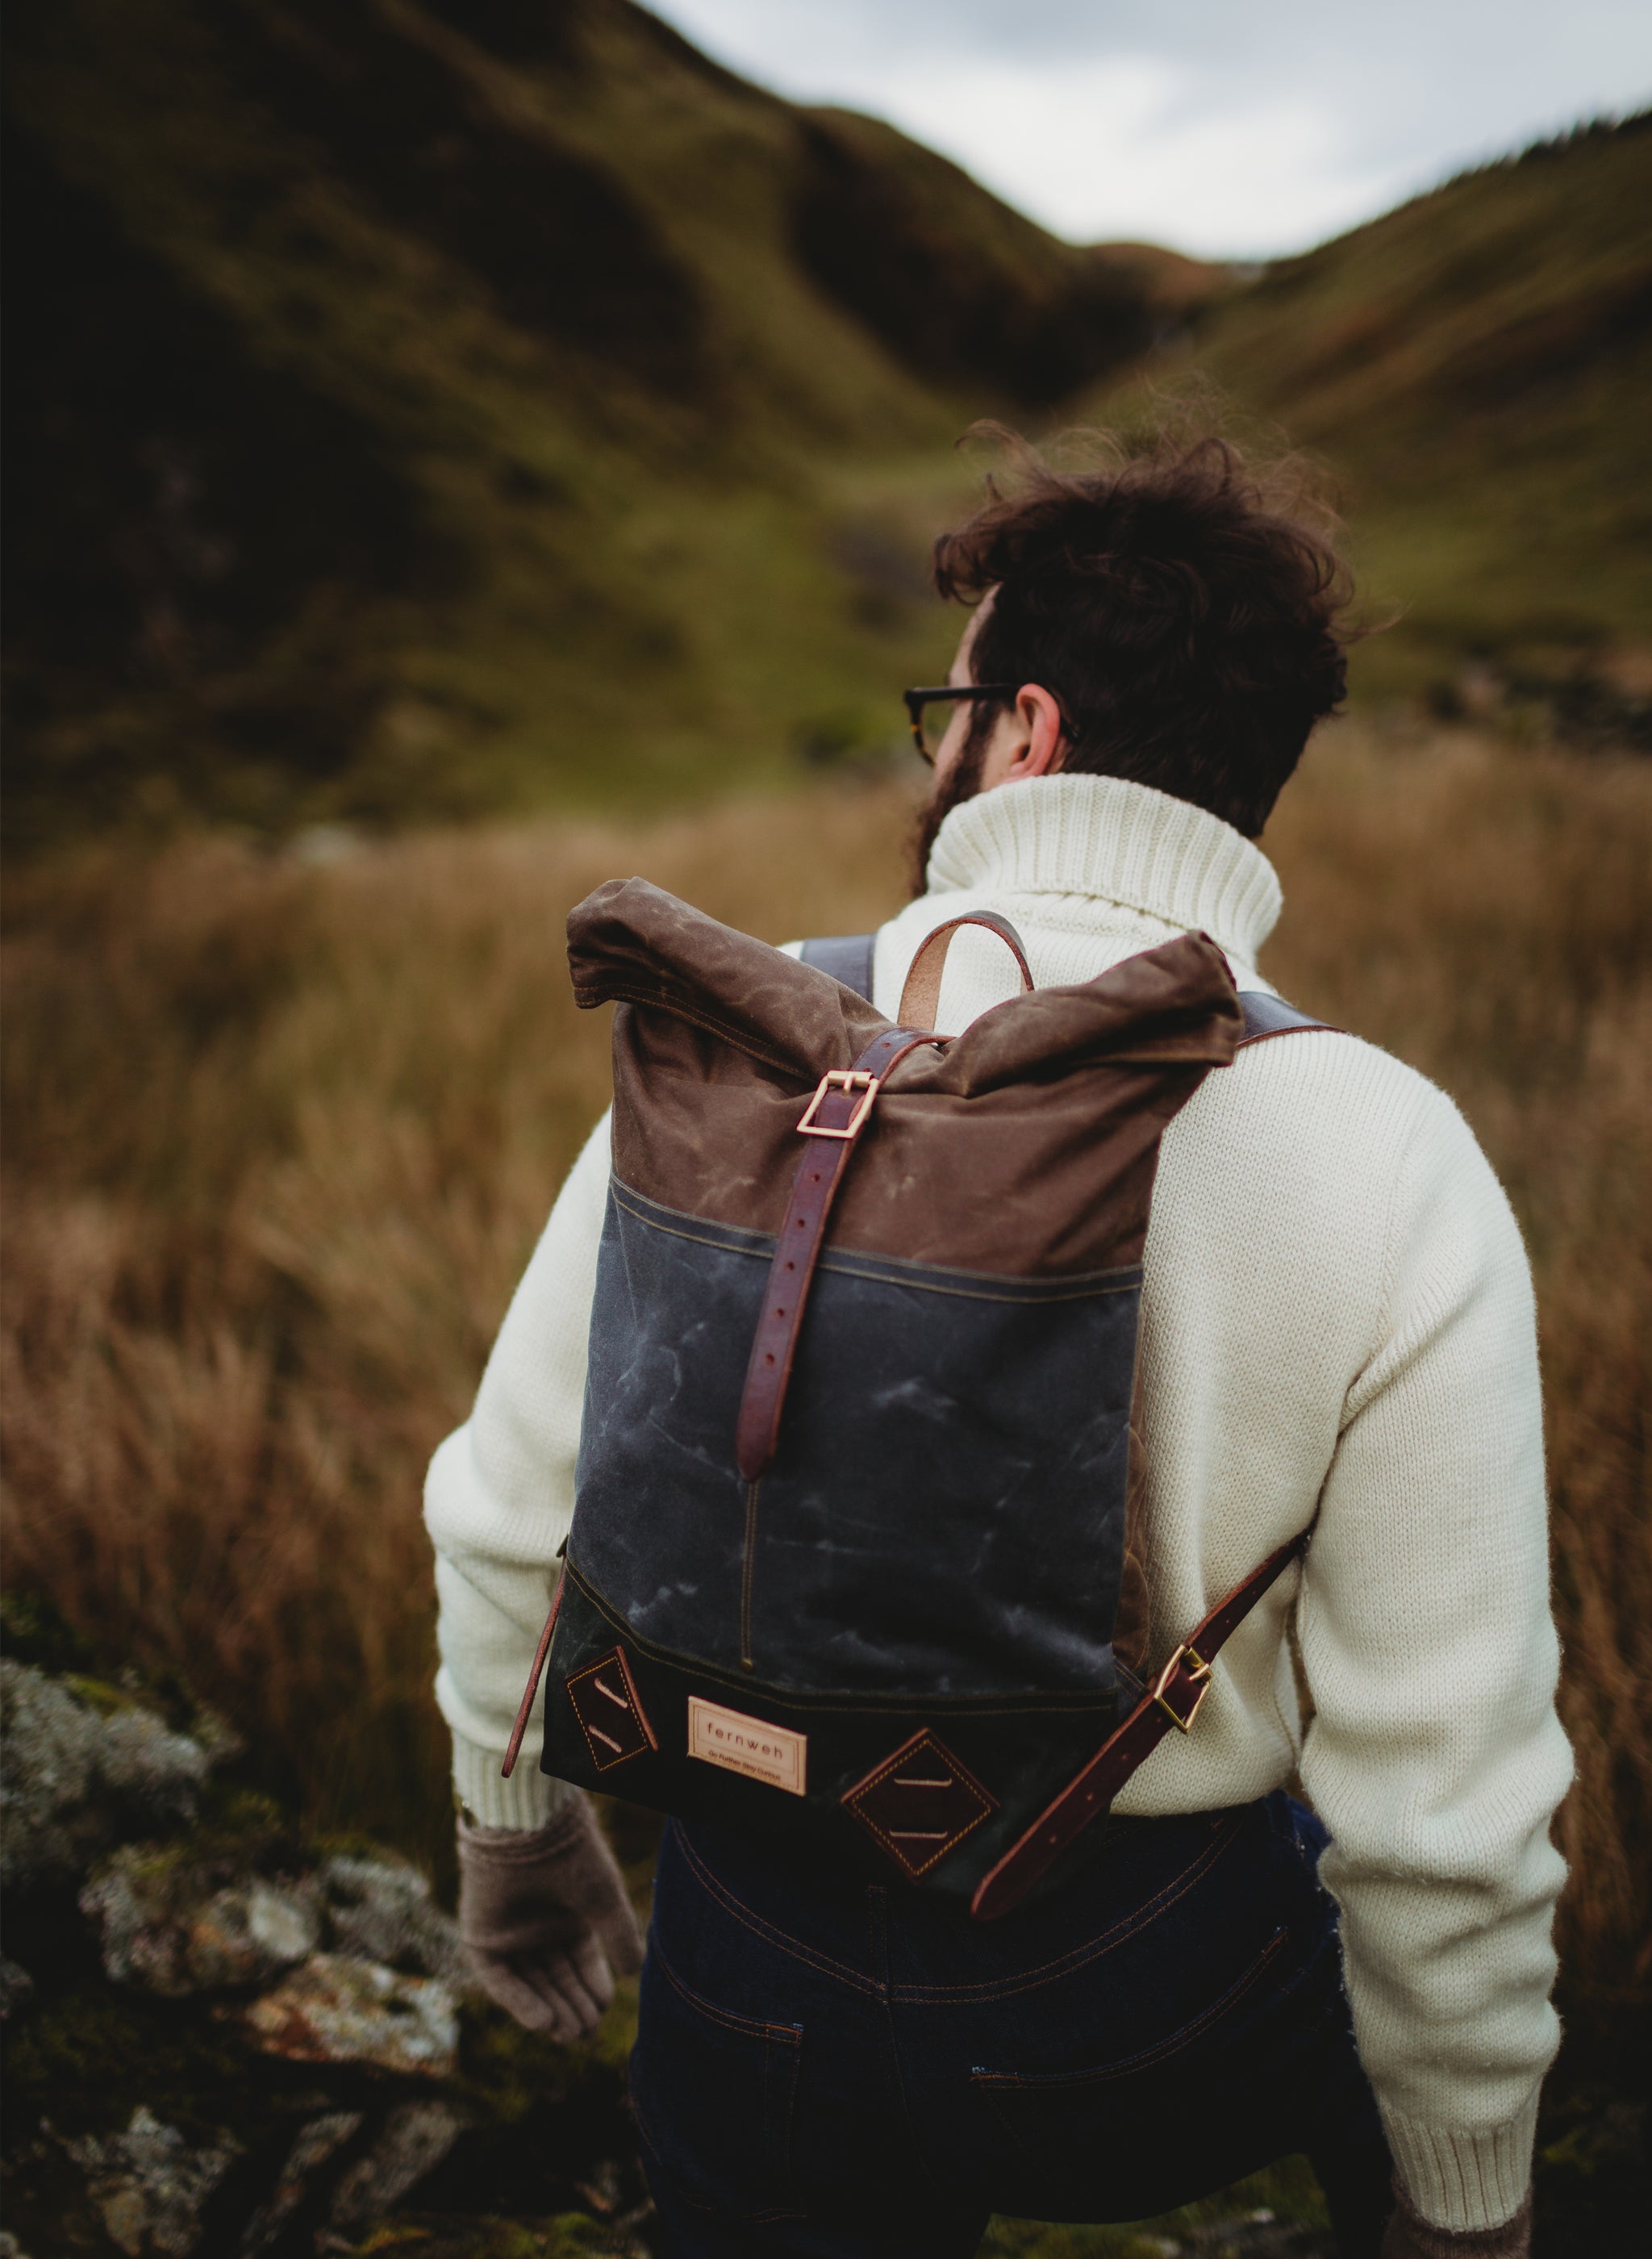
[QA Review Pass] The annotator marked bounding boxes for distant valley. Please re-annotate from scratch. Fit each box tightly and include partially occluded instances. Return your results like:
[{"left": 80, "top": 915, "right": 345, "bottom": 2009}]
[{"left": 5, "top": 0, "right": 1647, "bottom": 846}]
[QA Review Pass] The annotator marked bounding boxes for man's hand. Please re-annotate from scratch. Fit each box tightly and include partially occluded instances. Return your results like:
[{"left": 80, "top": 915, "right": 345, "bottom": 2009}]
[
  {"left": 1381, "top": 2184, "right": 1533, "bottom": 2259},
  {"left": 457, "top": 1793, "right": 645, "bottom": 2040}
]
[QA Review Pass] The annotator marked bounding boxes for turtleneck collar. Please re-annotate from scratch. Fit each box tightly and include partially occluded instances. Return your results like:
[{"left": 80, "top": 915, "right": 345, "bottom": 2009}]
[{"left": 924, "top": 773, "right": 1283, "bottom": 971}]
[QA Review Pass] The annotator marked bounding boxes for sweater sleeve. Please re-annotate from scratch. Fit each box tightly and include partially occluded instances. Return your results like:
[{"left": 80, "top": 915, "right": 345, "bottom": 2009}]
[
  {"left": 423, "top": 1111, "right": 612, "bottom": 1829},
  {"left": 1297, "top": 1082, "right": 1572, "bottom": 2233}
]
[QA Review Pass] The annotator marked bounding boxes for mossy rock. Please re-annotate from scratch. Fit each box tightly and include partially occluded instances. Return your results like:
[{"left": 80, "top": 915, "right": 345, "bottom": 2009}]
[
  {"left": 5, "top": 1973, "right": 304, "bottom": 2149},
  {"left": 347, "top": 2213, "right": 647, "bottom": 2256}
]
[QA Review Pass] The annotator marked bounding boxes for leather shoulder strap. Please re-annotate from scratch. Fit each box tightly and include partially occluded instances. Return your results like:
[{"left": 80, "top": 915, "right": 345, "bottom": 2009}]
[
  {"left": 799, "top": 932, "right": 876, "bottom": 1004},
  {"left": 970, "top": 1526, "right": 1312, "bottom": 1920},
  {"left": 1237, "top": 991, "right": 1336, "bottom": 1046},
  {"left": 801, "top": 952, "right": 1325, "bottom": 1046}
]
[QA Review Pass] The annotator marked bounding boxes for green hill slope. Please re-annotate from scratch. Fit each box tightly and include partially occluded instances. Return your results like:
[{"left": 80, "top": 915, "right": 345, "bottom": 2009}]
[
  {"left": 1106, "top": 115, "right": 1652, "bottom": 716},
  {"left": 6, "top": 3, "right": 1646, "bottom": 850},
  {"left": 2, "top": 0, "right": 1179, "bottom": 846}
]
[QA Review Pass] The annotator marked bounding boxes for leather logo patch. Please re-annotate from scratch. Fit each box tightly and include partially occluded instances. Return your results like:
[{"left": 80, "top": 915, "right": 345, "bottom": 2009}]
[
  {"left": 565, "top": 1647, "right": 657, "bottom": 1772},
  {"left": 687, "top": 1698, "right": 807, "bottom": 1796},
  {"left": 843, "top": 1730, "right": 998, "bottom": 1880}
]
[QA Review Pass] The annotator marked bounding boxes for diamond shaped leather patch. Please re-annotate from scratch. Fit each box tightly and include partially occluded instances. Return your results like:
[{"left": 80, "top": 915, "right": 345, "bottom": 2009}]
[
  {"left": 565, "top": 1647, "right": 657, "bottom": 1773},
  {"left": 842, "top": 1729, "right": 998, "bottom": 1880}
]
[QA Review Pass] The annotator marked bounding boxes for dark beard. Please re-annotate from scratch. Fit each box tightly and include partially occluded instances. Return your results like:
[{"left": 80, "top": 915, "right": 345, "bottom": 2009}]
[{"left": 907, "top": 732, "right": 988, "bottom": 899}]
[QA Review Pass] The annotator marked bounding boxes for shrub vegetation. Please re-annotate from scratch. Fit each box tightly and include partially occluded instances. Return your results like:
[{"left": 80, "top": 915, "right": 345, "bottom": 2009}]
[{"left": 3, "top": 726, "right": 1646, "bottom": 2069}]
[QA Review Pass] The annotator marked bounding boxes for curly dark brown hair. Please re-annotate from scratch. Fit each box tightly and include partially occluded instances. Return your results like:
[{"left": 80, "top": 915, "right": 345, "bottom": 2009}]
[{"left": 932, "top": 424, "right": 1358, "bottom": 837}]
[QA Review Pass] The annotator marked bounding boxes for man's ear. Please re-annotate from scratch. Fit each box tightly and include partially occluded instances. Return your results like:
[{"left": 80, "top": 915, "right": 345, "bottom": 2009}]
[{"left": 1003, "top": 685, "right": 1066, "bottom": 782}]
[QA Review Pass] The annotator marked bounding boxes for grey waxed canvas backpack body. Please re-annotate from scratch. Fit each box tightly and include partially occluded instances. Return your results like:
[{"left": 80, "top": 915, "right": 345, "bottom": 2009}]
[{"left": 505, "top": 882, "right": 1322, "bottom": 1918}]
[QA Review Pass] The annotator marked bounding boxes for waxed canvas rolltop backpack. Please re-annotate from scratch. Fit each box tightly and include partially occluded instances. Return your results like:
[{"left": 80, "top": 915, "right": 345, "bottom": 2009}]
[{"left": 504, "top": 879, "right": 1320, "bottom": 1919}]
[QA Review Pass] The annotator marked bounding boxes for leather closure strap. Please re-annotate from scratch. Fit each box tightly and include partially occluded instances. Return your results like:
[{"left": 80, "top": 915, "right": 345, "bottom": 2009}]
[
  {"left": 897, "top": 912, "right": 1033, "bottom": 1031},
  {"left": 969, "top": 1527, "right": 1312, "bottom": 1920},
  {"left": 734, "top": 1026, "right": 941, "bottom": 1482},
  {"left": 501, "top": 1565, "right": 565, "bottom": 1778}
]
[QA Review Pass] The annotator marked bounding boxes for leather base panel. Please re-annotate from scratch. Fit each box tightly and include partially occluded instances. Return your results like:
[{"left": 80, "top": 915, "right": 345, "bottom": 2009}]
[
  {"left": 841, "top": 1729, "right": 999, "bottom": 1880},
  {"left": 540, "top": 1569, "right": 1121, "bottom": 1906},
  {"left": 565, "top": 1646, "right": 657, "bottom": 1772}
]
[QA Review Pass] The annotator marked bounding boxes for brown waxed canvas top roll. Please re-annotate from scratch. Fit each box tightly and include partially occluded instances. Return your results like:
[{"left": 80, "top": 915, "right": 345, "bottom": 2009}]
[{"left": 567, "top": 877, "right": 1244, "bottom": 1277}]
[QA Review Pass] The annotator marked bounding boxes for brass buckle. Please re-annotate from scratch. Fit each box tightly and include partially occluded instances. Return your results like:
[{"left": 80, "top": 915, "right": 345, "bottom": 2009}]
[
  {"left": 1151, "top": 1643, "right": 1213, "bottom": 1734},
  {"left": 797, "top": 1070, "right": 880, "bottom": 1139}
]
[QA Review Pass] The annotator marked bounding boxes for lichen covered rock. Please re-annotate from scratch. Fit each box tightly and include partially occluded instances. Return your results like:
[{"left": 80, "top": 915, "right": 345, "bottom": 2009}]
[
  {"left": 327, "top": 2101, "right": 469, "bottom": 2233},
  {"left": 244, "top": 1952, "right": 460, "bottom": 2079},
  {"left": 0, "top": 1661, "right": 229, "bottom": 1892},
  {"left": 319, "top": 1852, "right": 463, "bottom": 1982},
  {"left": 81, "top": 1848, "right": 321, "bottom": 1997},
  {"left": 237, "top": 2111, "right": 363, "bottom": 2257},
  {"left": 61, "top": 2105, "right": 241, "bottom": 2257},
  {"left": 2, "top": 1651, "right": 647, "bottom": 2255}
]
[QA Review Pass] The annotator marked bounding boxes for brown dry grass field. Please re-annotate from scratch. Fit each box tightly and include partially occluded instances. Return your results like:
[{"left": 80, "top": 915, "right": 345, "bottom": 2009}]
[{"left": 2, "top": 724, "right": 1648, "bottom": 2054}]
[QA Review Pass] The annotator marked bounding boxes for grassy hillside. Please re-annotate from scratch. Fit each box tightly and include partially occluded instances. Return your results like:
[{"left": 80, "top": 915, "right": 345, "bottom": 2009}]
[
  {"left": 2, "top": 0, "right": 1179, "bottom": 849},
  {"left": 4, "top": 729, "right": 1648, "bottom": 2240},
  {"left": 1106, "top": 115, "right": 1652, "bottom": 716},
  {"left": 6, "top": 4, "right": 1647, "bottom": 849}
]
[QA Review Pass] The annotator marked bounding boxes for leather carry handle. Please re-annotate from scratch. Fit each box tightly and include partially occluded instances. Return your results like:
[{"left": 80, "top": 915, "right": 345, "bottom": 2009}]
[
  {"left": 735, "top": 1025, "right": 941, "bottom": 1484},
  {"left": 970, "top": 1527, "right": 1312, "bottom": 1919},
  {"left": 897, "top": 912, "right": 1033, "bottom": 1031}
]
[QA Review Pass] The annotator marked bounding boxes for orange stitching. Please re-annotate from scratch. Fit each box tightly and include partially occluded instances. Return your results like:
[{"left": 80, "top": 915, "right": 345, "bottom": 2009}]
[
  {"left": 565, "top": 1664, "right": 619, "bottom": 1775},
  {"left": 853, "top": 1803, "right": 992, "bottom": 1881},
  {"left": 891, "top": 1817, "right": 1242, "bottom": 2002},
  {"left": 565, "top": 1646, "right": 654, "bottom": 1771},
  {"left": 611, "top": 1179, "right": 1143, "bottom": 1301},
  {"left": 668, "top": 1812, "right": 1245, "bottom": 2010},
  {"left": 670, "top": 1827, "right": 882, "bottom": 1998},
  {"left": 970, "top": 1923, "right": 1287, "bottom": 2090},
  {"left": 654, "top": 1935, "right": 803, "bottom": 2047},
  {"left": 611, "top": 1643, "right": 659, "bottom": 1751},
  {"left": 565, "top": 1564, "right": 1115, "bottom": 1722},
  {"left": 843, "top": 1730, "right": 998, "bottom": 1880}
]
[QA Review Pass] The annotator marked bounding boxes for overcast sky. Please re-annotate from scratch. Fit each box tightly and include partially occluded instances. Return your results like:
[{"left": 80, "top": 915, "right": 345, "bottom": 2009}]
[{"left": 649, "top": 0, "right": 1652, "bottom": 257}]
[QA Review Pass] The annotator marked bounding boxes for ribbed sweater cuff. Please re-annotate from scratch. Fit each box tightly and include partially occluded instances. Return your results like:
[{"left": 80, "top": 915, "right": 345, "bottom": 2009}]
[
  {"left": 1381, "top": 2096, "right": 1539, "bottom": 2232},
  {"left": 450, "top": 1730, "right": 572, "bottom": 1831}
]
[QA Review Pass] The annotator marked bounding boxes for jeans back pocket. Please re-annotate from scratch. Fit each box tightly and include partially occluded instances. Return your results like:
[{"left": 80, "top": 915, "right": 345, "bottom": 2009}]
[
  {"left": 629, "top": 1935, "right": 803, "bottom": 2222},
  {"left": 969, "top": 1923, "right": 1289, "bottom": 2198}
]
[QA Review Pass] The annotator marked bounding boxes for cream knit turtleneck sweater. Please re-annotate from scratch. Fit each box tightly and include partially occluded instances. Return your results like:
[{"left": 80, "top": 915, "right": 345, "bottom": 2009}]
[{"left": 425, "top": 774, "right": 1570, "bottom": 2234}]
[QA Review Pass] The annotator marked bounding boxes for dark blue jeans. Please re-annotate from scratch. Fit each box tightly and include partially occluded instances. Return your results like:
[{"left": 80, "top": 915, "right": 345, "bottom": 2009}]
[{"left": 629, "top": 1793, "right": 1395, "bottom": 2257}]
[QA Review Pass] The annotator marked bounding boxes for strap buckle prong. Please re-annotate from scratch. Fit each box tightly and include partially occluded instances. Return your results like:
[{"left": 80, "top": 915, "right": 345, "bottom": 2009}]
[
  {"left": 797, "top": 1070, "right": 880, "bottom": 1139},
  {"left": 1151, "top": 1643, "right": 1213, "bottom": 1734}
]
